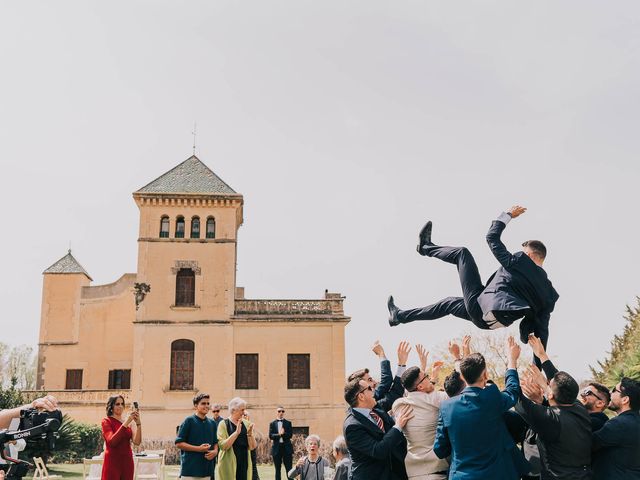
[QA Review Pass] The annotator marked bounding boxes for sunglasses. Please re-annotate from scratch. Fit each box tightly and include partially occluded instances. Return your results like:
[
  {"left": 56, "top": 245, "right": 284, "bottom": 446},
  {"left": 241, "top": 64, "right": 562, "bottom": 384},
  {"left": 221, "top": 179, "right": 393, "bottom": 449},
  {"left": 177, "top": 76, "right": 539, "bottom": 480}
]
[
  {"left": 212, "top": 410, "right": 220, "bottom": 413},
  {"left": 612, "top": 385, "right": 625, "bottom": 395},
  {"left": 358, "top": 385, "right": 374, "bottom": 395},
  {"left": 114, "top": 403, "right": 125, "bottom": 406},
  {"left": 277, "top": 410, "right": 285, "bottom": 413},
  {"left": 580, "top": 388, "right": 604, "bottom": 402}
]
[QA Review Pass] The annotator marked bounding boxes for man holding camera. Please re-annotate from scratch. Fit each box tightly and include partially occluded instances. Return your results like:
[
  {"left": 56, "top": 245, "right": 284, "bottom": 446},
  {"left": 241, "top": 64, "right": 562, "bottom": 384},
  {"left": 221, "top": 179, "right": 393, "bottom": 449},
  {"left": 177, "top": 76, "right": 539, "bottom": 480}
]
[{"left": 0, "top": 395, "right": 58, "bottom": 430}]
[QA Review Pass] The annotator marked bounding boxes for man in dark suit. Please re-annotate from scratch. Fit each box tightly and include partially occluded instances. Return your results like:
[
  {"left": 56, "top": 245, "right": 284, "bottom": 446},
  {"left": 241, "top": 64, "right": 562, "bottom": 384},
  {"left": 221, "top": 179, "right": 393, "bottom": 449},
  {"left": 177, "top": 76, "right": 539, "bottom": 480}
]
[
  {"left": 343, "top": 377, "right": 413, "bottom": 480},
  {"left": 268, "top": 406, "right": 293, "bottom": 480},
  {"left": 388, "top": 205, "right": 559, "bottom": 366},
  {"left": 592, "top": 377, "right": 640, "bottom": 479},
  {"left": 433, "top": 336, "right": 522, "bottom": 480}
]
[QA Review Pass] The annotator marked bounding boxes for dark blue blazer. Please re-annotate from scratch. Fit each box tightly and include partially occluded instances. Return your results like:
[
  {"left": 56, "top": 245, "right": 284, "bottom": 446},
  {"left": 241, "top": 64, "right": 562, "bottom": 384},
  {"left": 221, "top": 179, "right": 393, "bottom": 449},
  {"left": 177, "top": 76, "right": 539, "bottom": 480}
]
[
  {"left": 374, "top": 359, "right": 392, "bottom": 401},
  {"left": 434, "top": 369, "right": 521, "bottom": 480},
  {"left": 343, "top": 407, "right": 407, "bottom": 480},
  {"left": 592, "top": 410, "right": 640, "bottom": 479},
  {"left": 269, "top": 418, "right": 293, "bottom": 456},
  {"left": 479, "top": 220, "right": 559, "bottom": 344}
]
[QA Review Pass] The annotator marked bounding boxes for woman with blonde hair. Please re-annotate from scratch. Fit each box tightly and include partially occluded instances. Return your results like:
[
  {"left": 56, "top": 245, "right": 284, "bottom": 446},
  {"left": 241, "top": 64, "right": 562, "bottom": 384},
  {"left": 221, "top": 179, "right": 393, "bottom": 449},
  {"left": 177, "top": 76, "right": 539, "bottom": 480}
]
[
  {"left": 287, "top": 435, "right": 330, "bottom": 480},
  {"left": 216, "top": 397, "right": 256, "bottom": 480}
]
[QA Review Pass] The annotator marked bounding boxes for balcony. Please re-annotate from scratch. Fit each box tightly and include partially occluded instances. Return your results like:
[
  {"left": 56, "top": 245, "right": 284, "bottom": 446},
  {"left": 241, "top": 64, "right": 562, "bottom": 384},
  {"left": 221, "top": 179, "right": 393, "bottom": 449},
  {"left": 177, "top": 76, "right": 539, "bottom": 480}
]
[
  {"left": 22, "top": 390, "right": 131, "bottom": 405},
  {"left": 234, "top": 295, "right": 345, "bottom": 316}
]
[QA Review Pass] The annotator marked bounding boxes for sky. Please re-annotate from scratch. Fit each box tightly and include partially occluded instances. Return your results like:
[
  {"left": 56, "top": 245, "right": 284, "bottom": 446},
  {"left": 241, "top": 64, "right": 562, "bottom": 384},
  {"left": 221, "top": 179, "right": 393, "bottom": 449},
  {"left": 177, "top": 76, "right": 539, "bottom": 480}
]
[{"left": 1, "top": 1, "right": 639, "bottom": 381}]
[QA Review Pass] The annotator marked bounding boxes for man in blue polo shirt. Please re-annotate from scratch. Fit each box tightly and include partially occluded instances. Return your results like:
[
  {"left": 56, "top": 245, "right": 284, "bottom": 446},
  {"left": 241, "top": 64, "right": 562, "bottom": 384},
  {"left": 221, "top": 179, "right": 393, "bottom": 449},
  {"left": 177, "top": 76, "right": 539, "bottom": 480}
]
[{"left": 176, "top": 393, "right": 219, "bottom": 480}]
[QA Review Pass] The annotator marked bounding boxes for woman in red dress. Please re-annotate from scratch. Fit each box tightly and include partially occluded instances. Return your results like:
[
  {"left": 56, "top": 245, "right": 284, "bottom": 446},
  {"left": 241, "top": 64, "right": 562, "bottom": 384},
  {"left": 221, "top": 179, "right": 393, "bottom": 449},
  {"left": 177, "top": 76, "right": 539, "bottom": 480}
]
[{"left": 101, "top": 396, "right": 142, "bottom": 480}]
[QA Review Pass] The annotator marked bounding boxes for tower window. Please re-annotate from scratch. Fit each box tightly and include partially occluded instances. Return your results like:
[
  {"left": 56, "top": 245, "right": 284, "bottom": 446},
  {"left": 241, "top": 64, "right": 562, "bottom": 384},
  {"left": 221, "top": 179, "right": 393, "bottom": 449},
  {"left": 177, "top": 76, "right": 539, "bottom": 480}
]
[
  {"left": 235, "top": 354, "right": 259, "bottom": 389},
  {"left": 108, "top": 369, "right": 131, "bottom": 389},
  {"left": 191, "top": 216, "right": 200, "bottom": 239},
  {"left": 170, "top": 339, "right": 194, "bottom": 390},
  {"left": 65, "top": 369, "right": 83, "bottom": 390},
  {"left": 175, "top": 268, "right": 195, "bottom": 306},
  {"left": 175, "top": 216, "right": 185, "bottom": 238},
  {"left": 160, "top": 216, "right": 170, "bottom": 238},
  {"left": 206, "top": 217, "right": 216, "bottom": 239},
  {"left": 287, "top": 354, "right": 310, "bottom": 389}
]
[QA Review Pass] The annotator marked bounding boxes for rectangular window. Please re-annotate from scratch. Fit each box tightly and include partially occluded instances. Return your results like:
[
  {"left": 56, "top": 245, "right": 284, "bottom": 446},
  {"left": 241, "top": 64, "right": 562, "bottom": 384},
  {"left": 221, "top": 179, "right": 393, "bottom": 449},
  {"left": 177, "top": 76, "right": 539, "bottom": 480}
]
[
  {"left": 108, "top": 369, "right": 131, "bottom": 389},
  {"left": 287, "top": 354, "right": 310, "bottom": 389},
  {"left": 235, "top": 354, "right": 259, "bottom": 389},
  {"left": 65, "top": 369, "right": 83, "bottom": 390},
  {"left": 292, "top": 427, "right": 309, "bottom": 437}
]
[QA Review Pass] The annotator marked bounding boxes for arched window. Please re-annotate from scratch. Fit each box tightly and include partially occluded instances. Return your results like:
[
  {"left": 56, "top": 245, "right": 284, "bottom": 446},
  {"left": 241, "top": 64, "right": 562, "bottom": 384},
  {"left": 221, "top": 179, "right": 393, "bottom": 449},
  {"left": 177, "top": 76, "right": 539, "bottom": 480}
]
[
  {"left": 170, "top": 339, "right": 194, "bottom": 390},
  {"left": 175, "top": 216, "right": 185, "bottom": 238},
  {"left": 206, "top": 217, "right": 216, "bottom": 239},
  {"left": 175, "top": 268, "right": 195, "bottom": 306},
  {"left": 191, "top": 216, "right": 200, "bottom": 239},
  {"left": 159, "top": 216, "right": 170, "bottom": 238}
]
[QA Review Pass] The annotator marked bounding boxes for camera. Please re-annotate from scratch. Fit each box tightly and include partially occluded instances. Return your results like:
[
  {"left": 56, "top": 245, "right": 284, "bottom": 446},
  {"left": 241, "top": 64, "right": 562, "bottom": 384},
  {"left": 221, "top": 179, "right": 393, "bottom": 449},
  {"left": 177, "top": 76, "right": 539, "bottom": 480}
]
[{"left": 0, "top": 408, "right": 62, "bottom": 480}]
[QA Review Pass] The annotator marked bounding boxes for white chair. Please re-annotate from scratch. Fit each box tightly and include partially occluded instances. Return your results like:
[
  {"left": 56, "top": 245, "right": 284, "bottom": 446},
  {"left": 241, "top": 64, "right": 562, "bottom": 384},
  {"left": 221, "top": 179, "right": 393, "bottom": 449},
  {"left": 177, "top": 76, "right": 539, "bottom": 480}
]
[
  {"left": 134, "top": 456, "right": 163, "bottom": 480},
  {"left": 82, "top": 458, "right": 103, "bottom": 480},
  {"left": 32, "top": 457, "right": 62, "bottom": 480}
]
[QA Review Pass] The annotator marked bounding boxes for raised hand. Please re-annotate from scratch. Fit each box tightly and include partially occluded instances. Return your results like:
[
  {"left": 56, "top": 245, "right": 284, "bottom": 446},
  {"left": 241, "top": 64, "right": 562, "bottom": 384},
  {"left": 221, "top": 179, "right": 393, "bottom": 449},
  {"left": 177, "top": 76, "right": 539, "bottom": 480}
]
[
  {"left": 416, "top": 344, "right": 429, "bottom": 372},
  {"left": 526, "top": 364, "right": 549, "bottom": 391},
  {"left": 508, "top": 205, "right": 527, "bottom": 218},
  {"left": 397, "top": 341, "right": 412, "bottom": 366},
  {"left": 431, "top": 361, "right": 444, "bottom": 381},
  {"left": 507, "top": 336, "right": 521, "bottom": 369},
  {"left": 521, "top": 377, "right": 545, "bottom": 404},
  {"left": 462, "top": 335, "right": 472, "bottom": 357},
  {"left": 372, "top": 340, "right": 386, "bottom": 359},
  {"left": 528, "top": 334, "right": 549, "bottom": 362},
  {"left": 448, "top": 340, "right": 462, "bottom": 360}
]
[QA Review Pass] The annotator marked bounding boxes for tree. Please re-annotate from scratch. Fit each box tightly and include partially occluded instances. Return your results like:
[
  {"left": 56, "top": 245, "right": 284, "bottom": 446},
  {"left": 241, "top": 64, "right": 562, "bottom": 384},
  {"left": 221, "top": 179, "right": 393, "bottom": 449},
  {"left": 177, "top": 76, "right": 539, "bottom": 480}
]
[
  {"left": 591, "top": 298, "right": 640, "bottom": 386},
  {"left": 0, "top": 343, "right": 37, "bottom": 389}
]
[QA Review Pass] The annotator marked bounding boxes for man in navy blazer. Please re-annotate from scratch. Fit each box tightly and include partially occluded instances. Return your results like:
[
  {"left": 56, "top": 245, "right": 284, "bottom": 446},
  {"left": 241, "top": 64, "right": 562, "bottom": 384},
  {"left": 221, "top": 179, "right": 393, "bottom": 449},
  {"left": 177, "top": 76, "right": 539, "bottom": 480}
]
[
  {"left": 433, "top": 336, "right": 522, "bottom": 480},
  {"left": 388, "top": 205, "right": 558, "bottom": 366},
  {"left": 343, "top": 377, "right": 413, "bottom": 480},
  {"left": 269, "top": 406, "right": 293, "bottom": 480}
]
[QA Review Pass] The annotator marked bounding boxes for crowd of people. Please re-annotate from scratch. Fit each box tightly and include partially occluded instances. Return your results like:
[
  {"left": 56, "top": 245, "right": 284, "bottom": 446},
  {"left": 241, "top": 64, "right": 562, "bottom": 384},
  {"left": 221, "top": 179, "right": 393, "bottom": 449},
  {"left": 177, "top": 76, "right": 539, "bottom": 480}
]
[
  {"left": 1, "top": 332, "right": 639, "bottom": 480},
  {"left": 342, "top": 337, "right": 640, "bottom": 480}
]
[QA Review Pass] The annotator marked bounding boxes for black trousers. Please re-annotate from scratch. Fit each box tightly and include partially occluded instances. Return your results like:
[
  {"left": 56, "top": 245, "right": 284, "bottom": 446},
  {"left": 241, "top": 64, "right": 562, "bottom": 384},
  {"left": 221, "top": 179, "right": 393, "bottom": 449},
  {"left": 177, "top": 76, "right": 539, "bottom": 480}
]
[
  {"left": 398, "top": 245, "right": 491, "bottom": 330},
  {"left": 273, "top": 451, "right": 292, "bottom": 480}
]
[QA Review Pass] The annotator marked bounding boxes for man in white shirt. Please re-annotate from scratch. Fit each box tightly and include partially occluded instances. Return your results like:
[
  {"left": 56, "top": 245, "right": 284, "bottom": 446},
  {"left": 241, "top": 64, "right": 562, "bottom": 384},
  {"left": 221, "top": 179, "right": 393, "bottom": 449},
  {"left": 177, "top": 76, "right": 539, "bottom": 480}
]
[{"left": 393, "top": 367, "right": 449, "bottom": 479}]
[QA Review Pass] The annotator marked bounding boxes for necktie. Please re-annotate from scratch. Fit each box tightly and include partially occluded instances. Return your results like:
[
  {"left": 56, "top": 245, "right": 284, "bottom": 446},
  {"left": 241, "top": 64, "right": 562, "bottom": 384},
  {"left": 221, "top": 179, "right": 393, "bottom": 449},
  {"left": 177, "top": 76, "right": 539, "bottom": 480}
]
[{"left": 369, "top": 411, "right": 385, "bottom": 432}]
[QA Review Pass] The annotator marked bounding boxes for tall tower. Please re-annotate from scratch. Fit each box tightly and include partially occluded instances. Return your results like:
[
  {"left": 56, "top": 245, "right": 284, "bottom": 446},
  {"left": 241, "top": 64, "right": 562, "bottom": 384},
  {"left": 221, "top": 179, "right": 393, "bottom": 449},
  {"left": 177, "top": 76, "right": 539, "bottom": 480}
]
[
  {"left": 37, "top": 251, "right": 92, "bottom": 389},
  {"left": 132, "top": 155, "right": 243, "bottom": 322}
]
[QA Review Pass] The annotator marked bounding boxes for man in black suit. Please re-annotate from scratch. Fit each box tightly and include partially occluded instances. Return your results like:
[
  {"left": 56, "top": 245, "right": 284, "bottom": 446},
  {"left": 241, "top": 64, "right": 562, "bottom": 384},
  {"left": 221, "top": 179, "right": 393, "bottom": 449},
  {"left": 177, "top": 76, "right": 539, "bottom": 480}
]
[
  {"left": 268, "top": 406, "right": 293, "bottom": 480},
  {"left": 388, "top": 205, "right": 559, "bottom": 366},
  {"left": 343, "top": 378, "right": 413, "bottom": 480},
  {"left": 592, "top": 377, "right": 640, "bottom": 479}
]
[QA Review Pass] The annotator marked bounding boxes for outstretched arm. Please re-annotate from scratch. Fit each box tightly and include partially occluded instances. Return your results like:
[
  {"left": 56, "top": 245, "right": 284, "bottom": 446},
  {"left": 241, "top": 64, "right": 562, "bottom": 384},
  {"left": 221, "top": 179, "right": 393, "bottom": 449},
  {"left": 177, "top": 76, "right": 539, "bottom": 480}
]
[{"left": 486, "top": 205, "right": 526, "bottom": 268}]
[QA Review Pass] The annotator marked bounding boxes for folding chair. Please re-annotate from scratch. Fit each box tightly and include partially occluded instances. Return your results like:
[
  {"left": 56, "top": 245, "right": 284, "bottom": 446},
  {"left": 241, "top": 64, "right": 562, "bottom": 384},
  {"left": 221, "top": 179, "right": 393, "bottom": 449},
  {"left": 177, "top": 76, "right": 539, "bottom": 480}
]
[{"left": 82, "top": 458, "right": 103, "bottom": 480}]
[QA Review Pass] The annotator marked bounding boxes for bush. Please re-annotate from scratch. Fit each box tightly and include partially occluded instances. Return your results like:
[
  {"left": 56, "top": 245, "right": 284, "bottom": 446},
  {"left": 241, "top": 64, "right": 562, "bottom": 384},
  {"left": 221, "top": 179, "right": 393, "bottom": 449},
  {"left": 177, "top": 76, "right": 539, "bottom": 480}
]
[{"left": 139, "top": 438, "right": 181, "bottom": 465}]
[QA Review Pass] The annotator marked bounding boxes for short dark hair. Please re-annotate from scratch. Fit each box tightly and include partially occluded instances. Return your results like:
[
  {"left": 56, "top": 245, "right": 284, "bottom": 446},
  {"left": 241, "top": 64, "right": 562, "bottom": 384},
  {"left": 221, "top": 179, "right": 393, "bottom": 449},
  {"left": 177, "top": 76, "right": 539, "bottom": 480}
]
[
  {"left": 444, "top": 371, "right": 466, "bottom": 398},
  {"left": 522, "top": 240, "right": 547, "bottom": 259},
  {"left": 401, "top": 367, "right": 421, "bottom": 392},
  {"left": 106, "top": 395, "right": 125, "bottom": 416},
  {"left": 589, "top": 382, "right": 611, "bottom": 404},
  {"left": 459, "top": 353, "right": 486, "bottom": 384},
  {"left": 193, "top": 393, "right": 210, "bottom": 406},
  {"left": 551, "top": 372, "right": 579, "bottom": 404},
  {"left": 347, "top": 368, "right": 369, "bottom": 383},
  {"left": 344, "top": 379, "right": 363, "bottom": 407},
  {"left": 620, "top": 377, "right": 640, "bottom": 411}
]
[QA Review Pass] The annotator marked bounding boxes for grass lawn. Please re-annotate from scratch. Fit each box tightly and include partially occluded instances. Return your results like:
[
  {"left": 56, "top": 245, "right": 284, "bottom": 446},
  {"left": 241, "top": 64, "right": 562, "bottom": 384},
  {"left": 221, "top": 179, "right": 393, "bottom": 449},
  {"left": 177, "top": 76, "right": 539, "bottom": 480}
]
[{"left": 48, "top": 463, "right": 278, "bottom": 480}]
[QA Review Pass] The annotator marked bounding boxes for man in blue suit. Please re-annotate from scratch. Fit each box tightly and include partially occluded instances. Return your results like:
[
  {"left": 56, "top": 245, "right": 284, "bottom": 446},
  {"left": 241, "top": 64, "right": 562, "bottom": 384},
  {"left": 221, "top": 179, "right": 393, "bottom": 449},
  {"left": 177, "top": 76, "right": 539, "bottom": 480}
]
[
  {"left": 433, "top": 336, "right": 522, "bottom": 479},
  {"left": 388, "top": 205, "right": 559, "bottom": 366}
]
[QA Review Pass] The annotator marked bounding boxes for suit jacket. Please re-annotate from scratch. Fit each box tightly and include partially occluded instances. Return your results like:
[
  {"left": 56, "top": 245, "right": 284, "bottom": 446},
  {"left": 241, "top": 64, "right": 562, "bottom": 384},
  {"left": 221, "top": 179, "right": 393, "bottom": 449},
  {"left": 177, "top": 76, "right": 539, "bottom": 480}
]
[
  {"left": 479, "top": 220, "right": 559, "bottom": 345},
  {"left": 269, "top": 418, "right": 293, "bottom": 456},
  {"left": 433, "top": 369, "right": 521, "bottom": 480},
  {"left": 376, "top": 374, "right": 405, "bottom": 413},
  {"left": 374, "top": 359, "right": 393, "bottom": 401},
  {"left": 592, "top": 410, "right": 640, "bottom": 479},
  {"left": 392, "top": 391, "right": 450, "bottom": 477},
  {"left": 343, "top": 407, "right": 408, "bottom": 480}
]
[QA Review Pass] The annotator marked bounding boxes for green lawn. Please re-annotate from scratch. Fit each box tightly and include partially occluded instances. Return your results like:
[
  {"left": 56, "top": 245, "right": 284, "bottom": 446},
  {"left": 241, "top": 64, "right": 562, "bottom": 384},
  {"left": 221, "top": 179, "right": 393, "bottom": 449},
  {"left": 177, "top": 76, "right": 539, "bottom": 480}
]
[{"left": 48, "top": 463, "right": 278, "bottom": 480}]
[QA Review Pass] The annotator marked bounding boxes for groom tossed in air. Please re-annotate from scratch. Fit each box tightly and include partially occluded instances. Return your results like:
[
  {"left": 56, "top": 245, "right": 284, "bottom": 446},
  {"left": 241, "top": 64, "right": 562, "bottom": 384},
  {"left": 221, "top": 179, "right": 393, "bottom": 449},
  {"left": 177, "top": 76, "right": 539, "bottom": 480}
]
[{"left": 388, "top": 205, "right": 559, "bottom": 366}]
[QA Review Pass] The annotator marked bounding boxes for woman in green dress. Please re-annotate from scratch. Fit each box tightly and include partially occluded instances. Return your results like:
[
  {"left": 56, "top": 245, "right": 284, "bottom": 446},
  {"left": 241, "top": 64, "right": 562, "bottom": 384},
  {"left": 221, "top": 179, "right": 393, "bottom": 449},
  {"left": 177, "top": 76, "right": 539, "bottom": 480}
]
[{"left": 216, "top": 397, "right": 257, "bottom": 480}]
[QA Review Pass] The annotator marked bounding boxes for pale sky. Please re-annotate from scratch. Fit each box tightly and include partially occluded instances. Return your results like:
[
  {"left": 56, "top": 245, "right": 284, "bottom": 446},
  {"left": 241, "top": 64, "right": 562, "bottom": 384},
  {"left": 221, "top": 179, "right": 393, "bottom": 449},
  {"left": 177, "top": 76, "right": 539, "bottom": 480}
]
[{"left": 1, "top": 1, "right": 639, "bottom": 381}]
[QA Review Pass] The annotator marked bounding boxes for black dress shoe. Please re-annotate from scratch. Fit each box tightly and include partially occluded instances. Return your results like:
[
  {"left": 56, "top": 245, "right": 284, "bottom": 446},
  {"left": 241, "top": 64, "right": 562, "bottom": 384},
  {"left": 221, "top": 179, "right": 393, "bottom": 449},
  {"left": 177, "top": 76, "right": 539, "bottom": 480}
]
[
  {"left": 416, "top": 221, "right": 433, "bottom": 256},
  {"left": 388, "top": 295, "right": 402, "bottom": 327}
]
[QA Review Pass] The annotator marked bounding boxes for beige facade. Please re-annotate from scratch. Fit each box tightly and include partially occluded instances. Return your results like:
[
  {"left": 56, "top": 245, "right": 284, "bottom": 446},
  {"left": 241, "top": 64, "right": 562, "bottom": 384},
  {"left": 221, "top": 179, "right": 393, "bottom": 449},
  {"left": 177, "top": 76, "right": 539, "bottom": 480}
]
[{"left": 35, "top": 156, "right": 350, "bottom": 442}]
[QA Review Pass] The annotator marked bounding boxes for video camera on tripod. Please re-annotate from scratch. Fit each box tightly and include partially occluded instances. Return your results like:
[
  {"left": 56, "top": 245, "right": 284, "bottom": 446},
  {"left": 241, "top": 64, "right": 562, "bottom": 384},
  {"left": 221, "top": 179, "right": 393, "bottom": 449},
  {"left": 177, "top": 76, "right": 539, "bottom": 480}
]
[{"left": 0, "top": 408, "right": 62, "bottom": 480}]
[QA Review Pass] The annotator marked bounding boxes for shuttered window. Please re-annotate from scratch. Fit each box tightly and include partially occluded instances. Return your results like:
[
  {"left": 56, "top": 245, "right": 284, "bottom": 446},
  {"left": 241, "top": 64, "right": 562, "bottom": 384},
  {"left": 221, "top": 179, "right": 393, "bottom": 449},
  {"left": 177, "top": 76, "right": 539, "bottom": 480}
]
[
  {"left": 236, "top": 354, "right": 259, "bottom": 389},
  {"left": 287, "top": 354, "right": 310, "bottom": 389},
  {"left": 170, "top": 339, "right": 194, "bottom": 390},
  {"left": 65, "top": 369, "right": 83, "bottom": 389},
  {"left": 175, "top": 268, "right": 195, "bottom": 306},
  {"left": 108, "top": 369, "right": 131, "bottom": 389}
]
